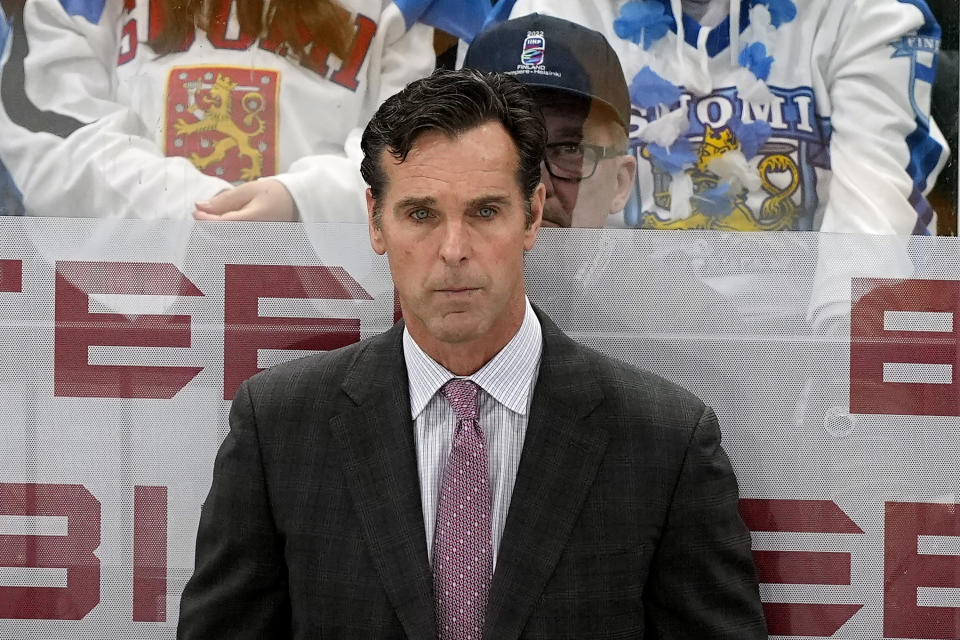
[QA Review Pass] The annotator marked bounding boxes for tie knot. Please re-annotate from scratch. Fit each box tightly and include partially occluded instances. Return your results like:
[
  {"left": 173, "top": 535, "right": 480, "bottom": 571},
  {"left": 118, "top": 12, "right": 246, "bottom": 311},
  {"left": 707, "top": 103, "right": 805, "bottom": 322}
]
[{"left": 441, "top": 378, "right": 479, "bottom": 423}]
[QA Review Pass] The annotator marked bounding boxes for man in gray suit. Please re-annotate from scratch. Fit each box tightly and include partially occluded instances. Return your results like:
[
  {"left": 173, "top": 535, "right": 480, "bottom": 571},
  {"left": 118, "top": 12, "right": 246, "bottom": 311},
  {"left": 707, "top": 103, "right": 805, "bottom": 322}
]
[{"left": 178, "top": 68, "right": 766, "bottom": 639}]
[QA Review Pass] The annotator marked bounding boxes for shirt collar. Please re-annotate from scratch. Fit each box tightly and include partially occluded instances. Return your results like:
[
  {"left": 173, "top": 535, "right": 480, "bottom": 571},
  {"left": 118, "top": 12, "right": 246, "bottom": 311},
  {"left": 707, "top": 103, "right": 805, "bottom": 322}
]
[{"left": 403, "top": 298, "right": 543, "bottom": 419}]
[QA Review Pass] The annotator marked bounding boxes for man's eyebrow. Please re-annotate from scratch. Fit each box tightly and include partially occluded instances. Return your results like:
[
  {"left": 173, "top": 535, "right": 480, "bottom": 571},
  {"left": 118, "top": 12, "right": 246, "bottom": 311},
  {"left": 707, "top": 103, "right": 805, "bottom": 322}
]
[
  {"left": 465, "top": 194, "right": 512, "bottom": 209},
  {"left": 393, "top": 195, "right": 437, "bottom": 211},
  {"left": 549, "top": 125, "right": 585, "bottom": 141}
]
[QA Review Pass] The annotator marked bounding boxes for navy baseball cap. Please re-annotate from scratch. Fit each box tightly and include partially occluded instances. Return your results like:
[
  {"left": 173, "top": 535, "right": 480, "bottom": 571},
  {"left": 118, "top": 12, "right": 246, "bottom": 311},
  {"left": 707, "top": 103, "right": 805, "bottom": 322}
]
[{"left": 464, "top": 13, "right": 631, "bottom": 131}]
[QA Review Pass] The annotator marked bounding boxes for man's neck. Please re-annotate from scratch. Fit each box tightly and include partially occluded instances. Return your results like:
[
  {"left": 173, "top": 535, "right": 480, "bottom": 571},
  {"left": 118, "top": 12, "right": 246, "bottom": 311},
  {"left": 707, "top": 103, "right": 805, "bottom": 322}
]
[{"left": 424, "top": 341, "right": 506, "bottom": 377}]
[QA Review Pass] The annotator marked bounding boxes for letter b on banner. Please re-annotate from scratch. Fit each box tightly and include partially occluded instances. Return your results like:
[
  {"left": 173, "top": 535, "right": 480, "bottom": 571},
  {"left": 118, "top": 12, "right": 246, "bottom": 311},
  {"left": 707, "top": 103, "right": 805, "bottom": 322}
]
[{"left": 0, "top": 484, "right": 100, "bottom": 619}]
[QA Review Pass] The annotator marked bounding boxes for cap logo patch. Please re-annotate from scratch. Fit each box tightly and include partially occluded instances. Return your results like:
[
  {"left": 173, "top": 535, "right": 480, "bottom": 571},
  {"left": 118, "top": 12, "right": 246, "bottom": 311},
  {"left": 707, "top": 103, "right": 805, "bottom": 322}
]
[{"left": 520, "top": 31, "right": 545, "bottom": 66}]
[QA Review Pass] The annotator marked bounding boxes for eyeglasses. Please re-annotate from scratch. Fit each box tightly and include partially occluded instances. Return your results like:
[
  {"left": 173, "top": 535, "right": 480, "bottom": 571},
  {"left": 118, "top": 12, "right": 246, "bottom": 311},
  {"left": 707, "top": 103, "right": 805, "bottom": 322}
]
[{"left": 543, "top": 142, "right": 628, "bottom": 182}]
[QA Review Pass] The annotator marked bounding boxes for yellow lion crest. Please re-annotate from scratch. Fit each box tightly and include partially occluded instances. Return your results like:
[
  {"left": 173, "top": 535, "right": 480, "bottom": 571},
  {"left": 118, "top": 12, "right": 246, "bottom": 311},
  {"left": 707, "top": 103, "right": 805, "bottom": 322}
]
[{"left": 174, "top": 73, "right": 266, "bottom": 181}]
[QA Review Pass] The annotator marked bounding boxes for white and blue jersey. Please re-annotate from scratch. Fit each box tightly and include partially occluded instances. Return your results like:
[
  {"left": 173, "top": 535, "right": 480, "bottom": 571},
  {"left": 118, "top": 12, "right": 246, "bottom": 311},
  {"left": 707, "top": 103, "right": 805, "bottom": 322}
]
[
  {"left": 0, "top": 0, "right": 484, "bottom": 220},
  {"left": 490, "top": 0, "right": 949, "bottom": 234}
]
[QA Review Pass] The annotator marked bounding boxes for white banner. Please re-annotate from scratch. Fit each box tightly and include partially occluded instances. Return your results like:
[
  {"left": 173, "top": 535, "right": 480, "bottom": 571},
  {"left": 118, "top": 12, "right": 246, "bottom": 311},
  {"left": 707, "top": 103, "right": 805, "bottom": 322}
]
[{"left": 0, "top": 218, "right": 958, "bottom": 639}]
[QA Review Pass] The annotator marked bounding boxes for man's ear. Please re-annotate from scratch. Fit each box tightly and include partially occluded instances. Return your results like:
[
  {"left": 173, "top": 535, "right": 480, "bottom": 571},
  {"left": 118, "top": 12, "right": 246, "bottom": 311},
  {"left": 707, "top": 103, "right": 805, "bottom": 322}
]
[
  {"left": 610, "top": 154, "right": 638, "bottom": 213},
  {"left": 524, "top": 182, "right": 546, "bottom": 251},
  {"left": 367, "top": 188, "right": 386, "bottom": 255}
]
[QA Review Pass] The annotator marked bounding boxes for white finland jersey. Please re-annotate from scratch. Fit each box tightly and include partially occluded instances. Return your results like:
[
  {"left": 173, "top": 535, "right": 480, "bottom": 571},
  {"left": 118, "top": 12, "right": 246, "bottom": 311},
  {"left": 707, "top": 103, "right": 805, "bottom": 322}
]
[
  {"left": 0, "top": 0, "right": 436, "bottom": 221},
  {"left": 490, "top": 0, "right": 949, "bottom": 234}
]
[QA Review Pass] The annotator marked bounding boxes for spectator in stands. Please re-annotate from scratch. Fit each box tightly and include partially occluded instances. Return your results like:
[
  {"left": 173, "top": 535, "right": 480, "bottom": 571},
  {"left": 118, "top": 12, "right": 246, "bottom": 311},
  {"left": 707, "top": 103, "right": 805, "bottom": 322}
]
[
  {"left": 484, "top": 0, "right": 949, "bottom": 234},
  {"left": 0, "top": 0, "right": 485, "bottom": 221},
  {"left": 463, "top": 14, "right": 747, "bottom": 406},
  {"left": 465, "top": 14, "right": 638, "bottom": 228}
]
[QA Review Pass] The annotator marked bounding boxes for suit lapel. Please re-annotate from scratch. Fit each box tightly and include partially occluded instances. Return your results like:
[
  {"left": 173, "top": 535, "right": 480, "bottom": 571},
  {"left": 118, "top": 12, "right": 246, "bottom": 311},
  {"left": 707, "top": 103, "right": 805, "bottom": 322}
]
[
  {"left": 330, "top": 323, "right": 437, "bottom": 640},
  {"left": 484, "top": 313, "right": 609, "bottom": 640}
]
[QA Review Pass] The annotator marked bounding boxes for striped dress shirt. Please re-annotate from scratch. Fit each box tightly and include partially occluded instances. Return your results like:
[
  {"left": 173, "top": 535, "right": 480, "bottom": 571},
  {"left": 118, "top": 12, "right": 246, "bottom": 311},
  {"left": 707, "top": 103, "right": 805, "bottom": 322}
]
[{"left": 403, "top": 298, "right": 542, "bottom": 569}]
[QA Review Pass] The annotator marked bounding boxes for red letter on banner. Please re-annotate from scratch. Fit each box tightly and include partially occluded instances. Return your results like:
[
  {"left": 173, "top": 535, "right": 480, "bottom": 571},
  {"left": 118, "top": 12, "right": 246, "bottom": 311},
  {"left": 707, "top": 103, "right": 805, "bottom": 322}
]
[
  {"left": 133, "top": 486, "right": 167, "bottom": 622},
  {"left": 0, "top": 260, "right": 22, "bottom": 291},
  {"left": 740, "top": 499, "right": 864, "bottom": 636},
  {"left": 850, "top": 278, "right": 960, "bottom": 416},
  {"left": 0, "top": 483, "right": 101, "bottom": 619},
  {"left": 54, "top": 262, "right": 204, "bottom": 399},
  {"left": 885, "top": 502, "right": 960, "bottom": 639},
  {"left": 223, "top": 265, "right": 373, "bottom": 399}
]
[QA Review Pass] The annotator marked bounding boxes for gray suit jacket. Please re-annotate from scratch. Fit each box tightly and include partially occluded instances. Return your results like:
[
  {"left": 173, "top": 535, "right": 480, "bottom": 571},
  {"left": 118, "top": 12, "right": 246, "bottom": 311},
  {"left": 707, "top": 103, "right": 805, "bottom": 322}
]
[{"left": 178, "top": 310, "right": 766, "bottom": 639}]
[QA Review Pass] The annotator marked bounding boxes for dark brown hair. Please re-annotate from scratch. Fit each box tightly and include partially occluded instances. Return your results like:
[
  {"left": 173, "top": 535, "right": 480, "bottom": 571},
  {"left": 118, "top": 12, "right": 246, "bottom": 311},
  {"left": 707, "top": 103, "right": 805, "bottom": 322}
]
[
  {"left": 147, "top": 0, "right": 353, "bottom": 60},
  {"left": 361, "top": 68, "right": 547, "bottom": 226}
]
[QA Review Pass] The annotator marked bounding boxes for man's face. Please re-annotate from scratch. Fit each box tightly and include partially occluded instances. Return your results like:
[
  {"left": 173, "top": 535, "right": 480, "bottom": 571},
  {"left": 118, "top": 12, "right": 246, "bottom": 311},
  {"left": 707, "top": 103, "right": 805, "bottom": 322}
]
[
  {"left": 539, "top": 99, "right": 636, "bottom": 228},
  {"left": 368, "top": 121, "right": 544, "bottom": 363}
]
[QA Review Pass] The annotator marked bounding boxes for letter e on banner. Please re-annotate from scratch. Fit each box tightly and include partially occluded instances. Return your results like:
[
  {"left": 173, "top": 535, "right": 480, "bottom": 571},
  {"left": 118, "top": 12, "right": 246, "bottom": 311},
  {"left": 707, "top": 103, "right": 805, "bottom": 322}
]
[
  {"left": 0, "top": 483, "right": 101, "bottom": 619},
  {"left": 54, "top": 262, "right": 204, "bottom": 399},
  {"left": 850, "top": 278, "right": 960, "bottom": 416},
  {"left": 223, "top": 265, "right": 373, "bottom": 399},
  {"left": 740, "top": 499, "right": 864, "bottom": 636},
  {"left": 885, "top": 502, "right": 960, "bottom": 639}
]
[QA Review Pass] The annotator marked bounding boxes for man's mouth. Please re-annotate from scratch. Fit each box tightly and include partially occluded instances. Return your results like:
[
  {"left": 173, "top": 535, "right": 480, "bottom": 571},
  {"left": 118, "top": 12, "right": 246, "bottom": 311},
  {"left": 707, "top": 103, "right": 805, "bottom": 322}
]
[{"left": 436, "top": 287, "right": 479, "bottom": 295}]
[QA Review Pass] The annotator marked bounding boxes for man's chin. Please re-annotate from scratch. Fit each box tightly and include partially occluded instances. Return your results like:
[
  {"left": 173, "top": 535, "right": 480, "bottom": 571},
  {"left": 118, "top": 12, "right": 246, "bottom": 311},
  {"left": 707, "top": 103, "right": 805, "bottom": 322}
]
[{"left": 427, "top": 313, "right": 486, "bottom": 344}]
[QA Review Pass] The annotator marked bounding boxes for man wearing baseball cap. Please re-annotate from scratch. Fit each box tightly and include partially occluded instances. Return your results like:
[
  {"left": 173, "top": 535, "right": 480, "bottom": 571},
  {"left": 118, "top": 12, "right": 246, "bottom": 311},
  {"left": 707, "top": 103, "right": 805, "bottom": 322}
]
[{"left": 465, "top": 13, "right": 637, "bottom": 228}]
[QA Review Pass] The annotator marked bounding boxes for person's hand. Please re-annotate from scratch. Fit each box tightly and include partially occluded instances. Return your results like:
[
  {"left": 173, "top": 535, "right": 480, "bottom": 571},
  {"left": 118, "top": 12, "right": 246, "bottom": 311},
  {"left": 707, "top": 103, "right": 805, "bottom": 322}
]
[{"left": 194, "top": 178, "right": 298, "bottom": 221}]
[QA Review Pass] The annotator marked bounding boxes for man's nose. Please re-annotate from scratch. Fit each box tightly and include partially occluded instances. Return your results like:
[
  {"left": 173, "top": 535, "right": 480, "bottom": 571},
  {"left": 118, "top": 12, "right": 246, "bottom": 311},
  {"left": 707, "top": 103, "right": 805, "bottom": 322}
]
[{"left": 438, "top": 217, "right": 470, "bottom": 263}]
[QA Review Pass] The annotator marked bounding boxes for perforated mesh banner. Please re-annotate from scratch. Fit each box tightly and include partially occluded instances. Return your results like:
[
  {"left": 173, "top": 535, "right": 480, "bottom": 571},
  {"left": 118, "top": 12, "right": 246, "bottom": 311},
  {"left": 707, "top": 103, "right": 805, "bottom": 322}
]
[{"left": 0, "top": 218, "right": 959, "bottom": 639}]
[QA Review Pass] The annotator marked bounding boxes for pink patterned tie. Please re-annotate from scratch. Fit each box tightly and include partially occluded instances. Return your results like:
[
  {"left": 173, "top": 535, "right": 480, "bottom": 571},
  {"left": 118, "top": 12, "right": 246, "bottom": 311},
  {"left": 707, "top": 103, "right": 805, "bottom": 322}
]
[{"left": 434, "top": 379, "right": 492, "bottom": 640}]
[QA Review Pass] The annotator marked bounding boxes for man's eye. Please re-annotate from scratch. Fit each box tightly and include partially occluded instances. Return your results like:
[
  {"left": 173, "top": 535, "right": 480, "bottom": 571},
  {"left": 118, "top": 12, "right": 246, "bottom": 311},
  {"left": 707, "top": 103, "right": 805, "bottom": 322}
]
[
  {"left": 555, "top": 143, "right": 583, "bottom": 157},
  {"left": 410, "top": 209, "right": 430, "bottom": 221},
  {"left": 476, "top": 207, "right": 497, "bottom": 218}
]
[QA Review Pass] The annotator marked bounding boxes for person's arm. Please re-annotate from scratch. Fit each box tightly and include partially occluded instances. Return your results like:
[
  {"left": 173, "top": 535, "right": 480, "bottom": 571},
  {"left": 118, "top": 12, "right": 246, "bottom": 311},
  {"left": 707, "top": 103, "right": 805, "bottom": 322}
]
[
  {"left": 177, "top": 378, "right": 291, "bottom": 638},
  {"left": 644, "top": 407, "right": 768, "bottom": 639},
  {"left": 0, "top": 0, "right": 230, "bottom": 219},
  {"left": 818, "top": 0, "right": 948, "bottom": 234},
  {"left": 201, "top": 2, "right": 435, "bottom": 222}
]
